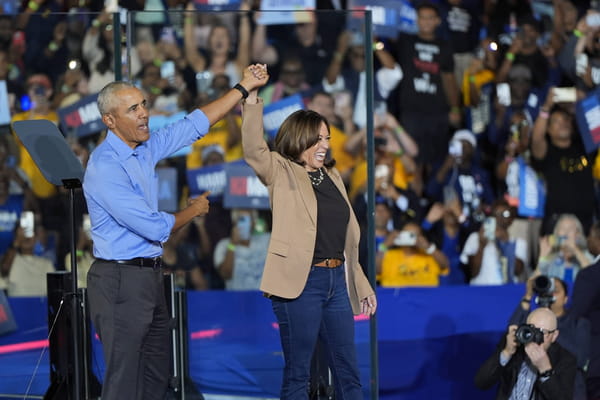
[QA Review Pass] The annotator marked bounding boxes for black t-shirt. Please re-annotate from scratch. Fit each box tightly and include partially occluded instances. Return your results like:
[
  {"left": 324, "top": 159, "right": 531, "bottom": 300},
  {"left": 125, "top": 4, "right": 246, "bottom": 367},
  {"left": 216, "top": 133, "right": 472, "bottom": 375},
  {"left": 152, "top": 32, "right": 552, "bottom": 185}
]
[
  {"left": 513, "top": 50, "right": 549, "bottom": 89},
  {"left": 394, "top": 34, "right": 454, "bottom": 113},
  {"left": 309, "top": 170, "right": 349, "bottom": 264},
  {"left": 440, "top": 3, "right": 482, "bottom": 54},
  {"left": 532, "top": 137, "right": 595, "bottom": 223}
]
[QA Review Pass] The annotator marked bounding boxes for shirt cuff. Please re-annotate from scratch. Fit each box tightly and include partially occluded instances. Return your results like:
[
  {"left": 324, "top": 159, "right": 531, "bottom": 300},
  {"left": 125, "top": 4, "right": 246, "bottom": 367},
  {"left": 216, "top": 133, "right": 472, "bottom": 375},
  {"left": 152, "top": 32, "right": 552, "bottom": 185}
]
[
  {"left": 159, "top": 211, "right": 176, "bottom": 243},
  {"left": 499, "top": 352, "right": 510, "bottom": 366}
]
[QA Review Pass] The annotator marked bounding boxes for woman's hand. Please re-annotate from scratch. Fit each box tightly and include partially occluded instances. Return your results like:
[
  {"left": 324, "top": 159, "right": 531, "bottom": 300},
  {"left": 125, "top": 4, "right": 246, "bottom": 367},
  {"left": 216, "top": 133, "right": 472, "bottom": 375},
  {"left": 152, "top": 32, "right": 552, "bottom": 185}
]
[
  {"left": 361, "top": 294, "right": 377, "bottom": 316},
  {"left": 240, "top": 63, "right": 269, "bottom": 95}
]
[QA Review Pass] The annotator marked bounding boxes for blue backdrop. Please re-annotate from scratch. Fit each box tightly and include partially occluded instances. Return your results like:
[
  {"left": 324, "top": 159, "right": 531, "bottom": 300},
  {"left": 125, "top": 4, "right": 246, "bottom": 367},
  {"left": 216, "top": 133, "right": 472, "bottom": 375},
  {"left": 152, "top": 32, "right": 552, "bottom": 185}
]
[{"left": 0, "top": 285, "right": 525, "bottom": 399}]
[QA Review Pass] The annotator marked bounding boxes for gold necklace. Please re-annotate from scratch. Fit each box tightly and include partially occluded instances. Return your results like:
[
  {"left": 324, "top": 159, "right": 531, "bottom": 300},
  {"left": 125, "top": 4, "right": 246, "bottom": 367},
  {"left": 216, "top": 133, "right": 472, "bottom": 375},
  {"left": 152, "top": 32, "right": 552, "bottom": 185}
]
[{"left": 308, "top": 168, "right": 324, "bottom": 186}]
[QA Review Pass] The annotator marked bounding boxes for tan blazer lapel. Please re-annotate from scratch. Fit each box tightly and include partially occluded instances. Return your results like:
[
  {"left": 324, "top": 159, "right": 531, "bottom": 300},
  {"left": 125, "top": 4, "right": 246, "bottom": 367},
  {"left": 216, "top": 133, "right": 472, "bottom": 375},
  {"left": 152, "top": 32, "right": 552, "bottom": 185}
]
[{"left": 291, "top": 163, "right": 317, "bottom": 226}]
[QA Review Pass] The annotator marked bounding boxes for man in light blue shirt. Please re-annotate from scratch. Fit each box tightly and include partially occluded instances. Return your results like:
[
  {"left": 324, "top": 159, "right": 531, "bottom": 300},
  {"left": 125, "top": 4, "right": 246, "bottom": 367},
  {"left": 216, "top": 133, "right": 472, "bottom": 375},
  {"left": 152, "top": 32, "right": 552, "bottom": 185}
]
[{"left": 83, "top": 65, "right": 269, "bottom": 400}]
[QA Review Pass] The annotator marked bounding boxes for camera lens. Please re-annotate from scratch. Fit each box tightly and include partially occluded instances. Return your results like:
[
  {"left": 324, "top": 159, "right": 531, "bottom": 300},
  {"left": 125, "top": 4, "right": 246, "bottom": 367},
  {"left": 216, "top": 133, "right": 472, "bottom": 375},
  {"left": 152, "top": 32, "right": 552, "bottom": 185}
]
[
  {"left": 533, "top": 276, "right": 554, "bottom": 295},
  {"left": 515, "top": 324, "right": 544, "bottom": 345}
]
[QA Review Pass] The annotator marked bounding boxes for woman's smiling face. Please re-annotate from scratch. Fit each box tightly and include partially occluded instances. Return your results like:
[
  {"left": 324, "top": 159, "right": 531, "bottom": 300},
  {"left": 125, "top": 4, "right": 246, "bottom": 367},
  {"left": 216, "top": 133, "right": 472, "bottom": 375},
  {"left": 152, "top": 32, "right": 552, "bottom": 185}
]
[{"left": 300, "top": 122, "right": 330, "bottom": 171}]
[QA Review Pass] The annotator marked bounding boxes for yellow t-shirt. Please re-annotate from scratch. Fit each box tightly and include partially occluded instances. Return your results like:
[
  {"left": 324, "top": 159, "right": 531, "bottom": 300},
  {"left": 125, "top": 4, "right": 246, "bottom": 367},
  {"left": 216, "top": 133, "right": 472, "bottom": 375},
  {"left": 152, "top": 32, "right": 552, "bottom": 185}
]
[
  {"left": 592, "top": 151, "right": 600, "bottom": 180},
  {"left": 11, "top": 111, "right": 59, "bottom": 198},
  {"left": 379, "top": 248, "right": 447, "bottom": 287},
  {"left": 462, "top": 69, "right": 495, "bottom": 107},
  {"left": 186, "top": 116, "right": 243, "bottom": 169},
  {"left": 349, "top": 157, "right": 412, "bottom": 200},
  {"left": 329, "top": 125, "right": 355, "bottom": 176}
]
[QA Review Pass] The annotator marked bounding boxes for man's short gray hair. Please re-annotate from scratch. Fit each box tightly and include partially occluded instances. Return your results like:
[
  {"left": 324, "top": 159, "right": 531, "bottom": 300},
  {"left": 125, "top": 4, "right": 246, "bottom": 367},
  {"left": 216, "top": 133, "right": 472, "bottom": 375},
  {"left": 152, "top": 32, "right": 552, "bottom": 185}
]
[{"left": 97, "top": 81, "right": 136, "bottom": 115}]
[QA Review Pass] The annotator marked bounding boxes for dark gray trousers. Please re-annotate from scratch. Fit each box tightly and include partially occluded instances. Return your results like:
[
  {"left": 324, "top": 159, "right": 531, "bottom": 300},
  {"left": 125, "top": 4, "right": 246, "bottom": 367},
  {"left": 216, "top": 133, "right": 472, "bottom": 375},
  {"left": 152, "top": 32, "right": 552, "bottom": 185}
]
[{"left": 87, "top": 260, "right": 170, "bottom": 400}]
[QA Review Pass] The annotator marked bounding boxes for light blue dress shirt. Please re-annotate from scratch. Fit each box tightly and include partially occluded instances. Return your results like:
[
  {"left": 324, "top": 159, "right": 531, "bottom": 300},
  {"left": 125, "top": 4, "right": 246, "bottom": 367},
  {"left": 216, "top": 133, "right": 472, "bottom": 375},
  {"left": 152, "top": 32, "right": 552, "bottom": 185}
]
[{"left": 83, "top": 109, "right": 209, "bottom": 260}]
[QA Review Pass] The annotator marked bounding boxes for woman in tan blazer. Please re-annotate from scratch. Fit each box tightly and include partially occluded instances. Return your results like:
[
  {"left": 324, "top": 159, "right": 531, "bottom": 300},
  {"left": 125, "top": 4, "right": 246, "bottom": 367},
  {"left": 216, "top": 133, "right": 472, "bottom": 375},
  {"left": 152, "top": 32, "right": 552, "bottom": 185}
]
[{"left": 240, "top": 65, "right": 377, "bottom": 399}]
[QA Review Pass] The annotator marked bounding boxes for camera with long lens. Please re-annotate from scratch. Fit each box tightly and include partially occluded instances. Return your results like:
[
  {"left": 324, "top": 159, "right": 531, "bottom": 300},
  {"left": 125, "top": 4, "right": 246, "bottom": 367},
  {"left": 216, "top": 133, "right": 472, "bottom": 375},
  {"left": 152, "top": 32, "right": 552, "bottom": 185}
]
[
  {"left": 515, "top": 323, "right": 544, "bottom": 345},
  {"left": 533, "top": 275, "right": 555, "bottom": 308}
]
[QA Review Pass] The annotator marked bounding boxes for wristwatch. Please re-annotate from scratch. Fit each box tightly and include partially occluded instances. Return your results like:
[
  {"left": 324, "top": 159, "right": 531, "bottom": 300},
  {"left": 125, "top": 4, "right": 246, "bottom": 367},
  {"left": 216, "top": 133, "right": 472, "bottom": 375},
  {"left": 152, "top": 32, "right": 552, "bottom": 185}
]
[{"left": 539, "top": 368, "right": 554, "bottom": 379}]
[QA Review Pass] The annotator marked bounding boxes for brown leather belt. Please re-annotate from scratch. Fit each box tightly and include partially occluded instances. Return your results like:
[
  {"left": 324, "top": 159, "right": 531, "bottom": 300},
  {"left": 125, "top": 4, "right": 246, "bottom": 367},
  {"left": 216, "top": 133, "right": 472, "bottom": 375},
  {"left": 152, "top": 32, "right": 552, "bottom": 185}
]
[{"left": 314, "top": 258, "right": 343, "bottom": 268}]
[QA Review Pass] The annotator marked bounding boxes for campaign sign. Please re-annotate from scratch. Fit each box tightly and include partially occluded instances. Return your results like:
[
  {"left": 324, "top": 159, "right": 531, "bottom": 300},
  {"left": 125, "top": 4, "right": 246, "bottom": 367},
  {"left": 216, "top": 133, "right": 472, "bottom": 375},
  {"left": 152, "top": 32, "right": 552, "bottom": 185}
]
[
  {"left": 575, "top": 91, "right": 600, "bottom": 153},
  {"left": 57, "top": 93, "right": 103, "bottom": 137},
  {"left": 193, "top": 0, "right": 240, "bottom": 11},
  {"left": 347, "top": 0, "right": 403, "bottom": 38},
  {"left": 157, "top": 167, "right": 178, "bottom": 213},
  {"left": 224, "top": 162, "right": 269, "bottom": 209},
  {"left": 263, "top": 94, "right": 305, "bottom": 139},
  {"left": 257, "top": 0, "right": 315, "bottom": 25},
  {"left": 0, "top": 290, "right": 17, "bottom": 336},
  {"left": 187, "top": 162, "right": 228, "bottom": 199},
  {"left": 0, "top": 81, "right": 10, "bottom": 126},
  {"left": 397, "top": 0, "right": 417, "bottom": 34}
]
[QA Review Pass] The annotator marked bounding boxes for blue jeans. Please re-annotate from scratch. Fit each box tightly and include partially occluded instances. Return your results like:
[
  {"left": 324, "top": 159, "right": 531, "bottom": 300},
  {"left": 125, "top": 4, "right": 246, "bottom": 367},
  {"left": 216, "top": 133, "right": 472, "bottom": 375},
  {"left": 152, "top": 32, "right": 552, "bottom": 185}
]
[{"left": 272, "top": 265, "right": 362, "bottom": 400}]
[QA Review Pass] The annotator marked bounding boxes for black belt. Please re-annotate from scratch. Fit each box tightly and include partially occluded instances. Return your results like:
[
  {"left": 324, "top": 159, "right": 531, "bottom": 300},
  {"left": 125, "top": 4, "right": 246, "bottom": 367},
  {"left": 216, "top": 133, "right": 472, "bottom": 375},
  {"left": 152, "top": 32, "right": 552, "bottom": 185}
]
[{"left": 97, "top": 257, "right": 162, "bottom": 269}]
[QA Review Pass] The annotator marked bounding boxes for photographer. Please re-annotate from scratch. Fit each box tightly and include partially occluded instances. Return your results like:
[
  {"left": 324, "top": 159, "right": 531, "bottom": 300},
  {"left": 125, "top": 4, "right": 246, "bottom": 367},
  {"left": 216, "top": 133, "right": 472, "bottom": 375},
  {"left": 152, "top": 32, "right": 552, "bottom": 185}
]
[
  {"left": 475, "top": 308, "right": 577, "bottom": 400},
  {"left": 509, "top": 275, "right": 590, "bottom": 400}
]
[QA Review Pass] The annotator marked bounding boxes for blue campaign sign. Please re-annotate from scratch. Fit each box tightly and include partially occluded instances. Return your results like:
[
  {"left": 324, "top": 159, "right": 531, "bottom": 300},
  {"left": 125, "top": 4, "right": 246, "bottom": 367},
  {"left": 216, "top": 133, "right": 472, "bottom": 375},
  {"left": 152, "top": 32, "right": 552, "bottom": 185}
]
[
  {"left": 347, "top": 0, "right": 406, "bottom": 38},
  {"left": 257, "top": 0, "right": 315, "bottom": 25},
  {"left": 157, "top": 167, "right": 178, "bottom": 213},
  {"left": 187, "top": 163, "right": 228, "bottom": 199},
  {"left": 0, "top": 290, "right": 17, "bottom": 336},
  {"left": 575, "top": 90, "right": 600, "bottom": 154},
  {"left": 193, "top": 0, "right": 241, "bottom": 11},
  {"left": 263, "top": 94, "right": 305, "bottom": 139},
  {"left": 224, "top": 162, "right": 270, "bottom": 209},
  {"left": 397, "top": 0, "right": 417, "bottom": 34},
  {"left": 57, "top": 93, "right": 103, "bottom": 137}
]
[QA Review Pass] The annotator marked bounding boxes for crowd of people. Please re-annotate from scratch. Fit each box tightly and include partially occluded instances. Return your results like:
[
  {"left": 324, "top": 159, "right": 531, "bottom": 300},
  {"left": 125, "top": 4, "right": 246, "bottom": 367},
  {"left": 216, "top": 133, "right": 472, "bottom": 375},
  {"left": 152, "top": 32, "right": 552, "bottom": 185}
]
[{"left": 0, "top": 0, "right": 599, "bottom": 293}]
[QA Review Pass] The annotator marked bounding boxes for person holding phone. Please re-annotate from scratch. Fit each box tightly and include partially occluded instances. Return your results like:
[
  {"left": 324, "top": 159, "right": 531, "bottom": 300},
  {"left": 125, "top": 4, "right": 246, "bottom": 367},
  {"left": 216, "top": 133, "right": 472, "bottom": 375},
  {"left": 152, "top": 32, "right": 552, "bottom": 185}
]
[
  {"left": 214, "top": 209, "right": 270, "bottom": 290},
  {"left": 531, "top": 88, "right": 595, "bottom": 235},
  {"left": 460, "top": 199, "right": 527, "bottom": 285},
  {"left": 83, "top": 65, "right": 268, "bottom": 400},
  {"left": 241, "top": 64, "right": 376, "bottom": 399},
  {"left": 2, "top": 210, "right": 55, "bottom": 296}
]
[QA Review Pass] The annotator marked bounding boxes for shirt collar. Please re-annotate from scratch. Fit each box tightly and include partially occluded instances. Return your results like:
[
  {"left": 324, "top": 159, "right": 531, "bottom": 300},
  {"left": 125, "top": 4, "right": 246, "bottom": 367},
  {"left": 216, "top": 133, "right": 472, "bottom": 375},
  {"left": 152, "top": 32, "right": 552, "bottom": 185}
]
[{"left": 105, "top": 130, "right": 145, "bottom": 161}]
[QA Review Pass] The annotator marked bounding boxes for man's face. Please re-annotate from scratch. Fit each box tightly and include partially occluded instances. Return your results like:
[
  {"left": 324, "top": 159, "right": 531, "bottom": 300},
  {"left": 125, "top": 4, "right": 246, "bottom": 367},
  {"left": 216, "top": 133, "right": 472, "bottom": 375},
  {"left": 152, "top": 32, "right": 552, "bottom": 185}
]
[
  {"left": 550, "top": 278, "right": 568, "bottom": 312},
  {"left": 526, "top": 312, "right": 558, "bottom": 352},
  {"left": 519, "top": 24, "right": 539, "bottom": 48},
  {"left": 587, "top": 228, "right": 600, "bottom": 257},
  {"left": 417, "top": 8, "right": 440, "bottom": 36},
  {"left": 279, "top": 61, "right": 305, "bottom": 89},
  {"left": 308, "top": 94, "right": 335, "bottom": 123},
  {"left": 102, "top": 87, "right": 150, "bottom": 149},
  {"left": 294, "top": 21, "right": 317, "bottom": 46}
]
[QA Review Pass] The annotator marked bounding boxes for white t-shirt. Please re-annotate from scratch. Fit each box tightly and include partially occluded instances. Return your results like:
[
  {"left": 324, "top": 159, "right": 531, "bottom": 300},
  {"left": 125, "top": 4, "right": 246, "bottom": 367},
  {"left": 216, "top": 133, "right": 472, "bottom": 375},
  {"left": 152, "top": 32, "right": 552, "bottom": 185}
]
[
  {"left": 214, "top": 233, "right": 270, "bottom": 290},
  {"left": 460, "top": 232, "right": 527, "bottom": 285}
]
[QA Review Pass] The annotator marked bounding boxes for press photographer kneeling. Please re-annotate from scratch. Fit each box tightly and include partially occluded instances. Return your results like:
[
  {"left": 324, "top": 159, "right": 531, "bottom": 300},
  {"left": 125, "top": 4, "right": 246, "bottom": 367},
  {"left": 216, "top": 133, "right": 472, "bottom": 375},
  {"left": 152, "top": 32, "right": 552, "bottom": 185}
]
[{"left": 474, "top": 277, "right": 579, "bottom": 400}]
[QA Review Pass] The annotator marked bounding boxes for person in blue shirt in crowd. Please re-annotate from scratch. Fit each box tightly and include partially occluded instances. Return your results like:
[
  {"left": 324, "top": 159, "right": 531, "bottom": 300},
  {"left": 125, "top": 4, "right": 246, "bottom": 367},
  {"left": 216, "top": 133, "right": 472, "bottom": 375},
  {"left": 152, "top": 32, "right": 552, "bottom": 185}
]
[{"left": 82, "top": 64, "right": 268, "bottom": 400}]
